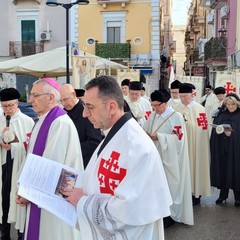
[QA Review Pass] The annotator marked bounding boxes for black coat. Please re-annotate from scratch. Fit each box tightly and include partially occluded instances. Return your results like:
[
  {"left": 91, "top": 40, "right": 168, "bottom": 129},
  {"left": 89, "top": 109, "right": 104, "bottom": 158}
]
[
  {"left": 66, "top": 100, "right": 102, "bottom": 168},
  {"left": 210, "top": 108, "right": 240, "bottom": 191}
]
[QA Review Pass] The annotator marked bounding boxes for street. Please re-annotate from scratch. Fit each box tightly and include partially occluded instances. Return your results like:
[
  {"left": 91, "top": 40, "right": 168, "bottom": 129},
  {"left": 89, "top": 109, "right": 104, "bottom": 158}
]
[{"left": 165, "top": 188, "right": 240, "bottom": 240}]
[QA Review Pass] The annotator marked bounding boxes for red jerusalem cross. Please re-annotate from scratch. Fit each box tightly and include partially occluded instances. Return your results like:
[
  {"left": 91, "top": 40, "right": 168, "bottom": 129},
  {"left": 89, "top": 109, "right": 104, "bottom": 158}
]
[
  {"left": 98, "top": 151, "right": 127, "bottom": 195},
  {"left": 145, "top": 111, "right": 152, "bottom": 120},
  {"left": 171, "top": 126, "right": 183, "bottom": 141},
  {"left": 224, "top": 82, "right": 236, "bottom": 94},
  {"left": 197, "top": 113, "right": 208, "bottom": 130}
]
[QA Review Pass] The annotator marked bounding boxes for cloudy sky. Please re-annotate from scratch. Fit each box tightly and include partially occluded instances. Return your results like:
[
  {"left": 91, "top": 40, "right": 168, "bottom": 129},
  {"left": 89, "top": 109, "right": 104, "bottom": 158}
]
[{"left": 172, "top": 0, "right": 192, "bottom": 26}]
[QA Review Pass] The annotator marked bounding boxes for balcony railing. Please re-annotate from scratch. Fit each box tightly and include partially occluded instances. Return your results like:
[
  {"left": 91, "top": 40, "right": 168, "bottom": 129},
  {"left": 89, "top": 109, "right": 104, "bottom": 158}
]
[
  {"left": 210, "top": 0, "right": 228, "bottom": 9},
  {"left": 95, "top": 43, "right": 131, "bottom": 59},
  {"left": 204, "top": 37, "right": 226, "bottom": 61},
  {"left": 9, "top": 41, "right": 44, "bottom": 58}
]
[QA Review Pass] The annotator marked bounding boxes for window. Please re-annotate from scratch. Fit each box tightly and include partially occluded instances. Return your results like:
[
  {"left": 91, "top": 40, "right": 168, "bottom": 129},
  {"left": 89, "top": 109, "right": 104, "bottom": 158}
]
[{"left": 107, "top": 22, "right": 121, "bottom": 43}]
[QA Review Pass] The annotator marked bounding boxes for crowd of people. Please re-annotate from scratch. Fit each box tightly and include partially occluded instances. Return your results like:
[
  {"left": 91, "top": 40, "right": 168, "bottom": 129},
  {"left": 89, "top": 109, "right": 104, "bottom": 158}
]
[{"left": 0, "top": 75, "right": 239, "bottom": 240}]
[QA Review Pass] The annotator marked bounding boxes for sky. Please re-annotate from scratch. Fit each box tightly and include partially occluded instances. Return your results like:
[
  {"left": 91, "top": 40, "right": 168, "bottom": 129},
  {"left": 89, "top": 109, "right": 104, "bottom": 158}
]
[{"left": 172, "top": 0, "right": 192, "bottom": 26}]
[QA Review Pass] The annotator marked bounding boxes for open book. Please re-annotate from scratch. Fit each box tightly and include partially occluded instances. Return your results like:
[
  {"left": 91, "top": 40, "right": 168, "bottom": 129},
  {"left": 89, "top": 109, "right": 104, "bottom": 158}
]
[{"left": 18, "top": 153, "right": 82, "bottom": 228}]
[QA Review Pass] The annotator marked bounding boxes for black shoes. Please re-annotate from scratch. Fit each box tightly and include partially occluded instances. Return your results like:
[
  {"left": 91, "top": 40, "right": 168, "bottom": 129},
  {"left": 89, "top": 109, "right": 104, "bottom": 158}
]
[
  {"left": 163, "top": 216, "right": 175, "bottom": 228},
  {"left": 192, "top": 196, "right": 201, "bottom": 206},
  {"left": 215, "top": 198, "right": 227, "bottom": 205},
  {"left": 234, "top": 200, "right": 240, "bottom": 207}
]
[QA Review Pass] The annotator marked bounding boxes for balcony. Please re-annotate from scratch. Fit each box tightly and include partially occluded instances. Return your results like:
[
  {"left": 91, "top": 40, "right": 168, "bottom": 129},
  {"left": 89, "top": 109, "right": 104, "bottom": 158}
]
[
  {"left": 200, "top": 0, "right": 211, "bottom": 8},
  {"left": 210, "top": 0, "right": 228, "bottom": 9},
  {"left": 204, "top": 37, "right": 226, "bottom": 62},
  {"left": 95, "top": 42, "right": 131, "bottom": 59},
  {"left": 9, "top": 41, "right": 44, "bottom": 58},
  {"left": 97, "top": 0, "right": 129, "bottom": 8}
]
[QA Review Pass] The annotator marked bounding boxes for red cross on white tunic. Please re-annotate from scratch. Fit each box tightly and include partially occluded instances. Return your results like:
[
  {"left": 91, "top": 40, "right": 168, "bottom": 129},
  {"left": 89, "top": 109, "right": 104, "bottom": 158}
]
[
  {"left": 98, "top": 151, "right": 127, "bottom": 195},
  {"left": 172, "top": 126, "right": 183, "bottom": 140},
  {"left": 145, "top": 111, "right": 152, "bottom": 120},
  {"left": 23, "top": 132, "right": 31, "bottom": 151},
  {"left": 224, "top": 81, "right": 236, "bottom": 94},
  {"left": 196, "top": 113, "right": 208, "bottom": 130}
]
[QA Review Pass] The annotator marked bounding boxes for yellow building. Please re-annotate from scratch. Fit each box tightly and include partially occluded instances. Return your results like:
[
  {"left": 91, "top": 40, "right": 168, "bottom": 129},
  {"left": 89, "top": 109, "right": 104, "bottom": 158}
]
[{"left": 77, "top": 0, "right": 162, "bottom": 93}]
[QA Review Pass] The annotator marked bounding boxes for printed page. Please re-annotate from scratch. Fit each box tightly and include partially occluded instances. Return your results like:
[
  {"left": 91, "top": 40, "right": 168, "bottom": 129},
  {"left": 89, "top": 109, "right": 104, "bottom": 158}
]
[{"left": 18, "top": 153, "right": 82, "bottom": 227}]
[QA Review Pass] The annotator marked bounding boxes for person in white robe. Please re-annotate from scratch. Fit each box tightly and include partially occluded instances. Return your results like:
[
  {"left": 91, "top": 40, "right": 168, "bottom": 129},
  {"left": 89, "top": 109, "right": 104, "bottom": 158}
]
[
  {"left": 64, "top": 76, "right": 172, "bottom": 240},
  {"left": 121, "top": 79, "right": 130, "bottom": 99},
  {"left": 173, "top": 83, "right": 211, "bottom": 205},
  {"left": 168, "top": 80, "right": 181, "bottom": 108},
  {"left": 0, "top": 88, "right": 34, "bottom": 240},
  {"left": 200, "top": 85, "right": 218, "bottom": 136},
  {"left": 16, "top": 78, "right": 83, "bottom": 240},
  {"left": 125, "top": 81, "right": 152, "bottom": 127},
  {"left": 144, "top": 89, "right": 193, "bottom": 227}
]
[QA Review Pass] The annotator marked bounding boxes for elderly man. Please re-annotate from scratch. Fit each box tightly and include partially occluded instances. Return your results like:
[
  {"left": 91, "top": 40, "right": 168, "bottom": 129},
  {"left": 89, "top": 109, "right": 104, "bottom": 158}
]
[
  {"left": 16, "top": 78, "right": 83, "bottom": 240},
  {"left": 125, "top": 81, "right": 152, "bottom": 126},
  {"left": 168, "top": 79, "right": 181, "bottom": 108},
  {"left": 173, "top": 83, "right": 211, "bottom": 205},
  {"left": 144, "top": 89, "right": 193, "bottom": 227},
  {"left": 63, "top": 76, "right": 172, "bottom": 240},
  {"left": 0, "top": 88, "right": 34, "bottom": 240},
  {"left": 211, "top": 87, "right": 227, "bottom": 118},
  {"left": 60, "top": 84, "right": 102, "bottom": 168}
]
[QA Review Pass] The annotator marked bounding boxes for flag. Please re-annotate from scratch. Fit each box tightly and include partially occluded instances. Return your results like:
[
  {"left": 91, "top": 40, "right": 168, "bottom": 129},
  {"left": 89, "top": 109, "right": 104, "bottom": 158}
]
[{"left": 168, "top": 64, "right": 175, "bottom": 88}]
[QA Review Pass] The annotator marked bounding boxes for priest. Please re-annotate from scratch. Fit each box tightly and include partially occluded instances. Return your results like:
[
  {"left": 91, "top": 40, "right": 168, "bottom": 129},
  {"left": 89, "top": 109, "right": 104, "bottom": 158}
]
[
  {"left": 144, "top": 89, "right": 193, "bottom": 227},
  {"left": 0, "top": 88, "right": 34, "bottom": 240},
  {"left": 173, "top": 83, "right": 211, "bottom": 205},
  {"left": 16, "top": 78, "right": 83, "bottom": 240}
]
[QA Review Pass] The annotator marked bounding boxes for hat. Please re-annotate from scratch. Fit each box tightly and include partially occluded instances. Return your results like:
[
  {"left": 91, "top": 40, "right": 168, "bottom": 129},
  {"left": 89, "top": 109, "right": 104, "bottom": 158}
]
[
  {"left": 170, "top": 80, "right": 181, "bottom": 89},
  {"left": 226, "top": 93, "right": 240, "bottom": 102},
  {"left": 42, "top": 78, "right": 60, "bottom": 92},
  {"left": 75, "top": 89, "right": 85, "bottom": 97},
  {"left": 205, "top": 85, "right": 212, "bottom": 89},
  {"left": 179, "top": 83, "right": 194, "bottom": 93},
  {"left": 121, "top": 79, "right": 130, "bottom": 87},
  {"left": 129, "top": 81, "right": 143, "bottom": 91},
  {"left": 214, "top": 87, "right": 226, "bottom": 95},
  {"left": 0, "top": 88, "right": 20, "bottom": 102},
  {"left": 150, "top": 89, "right": 170, "bottom": 103}
]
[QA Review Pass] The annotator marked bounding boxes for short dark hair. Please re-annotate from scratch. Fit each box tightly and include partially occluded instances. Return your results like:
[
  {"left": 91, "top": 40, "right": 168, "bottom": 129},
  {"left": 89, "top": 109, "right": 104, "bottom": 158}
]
[{"left": 85, "top": 76, "right": 124, "bottom": 109}]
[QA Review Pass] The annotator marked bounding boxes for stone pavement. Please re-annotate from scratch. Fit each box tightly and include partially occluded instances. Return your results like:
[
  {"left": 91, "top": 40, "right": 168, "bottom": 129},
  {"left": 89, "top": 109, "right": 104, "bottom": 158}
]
[{"left": 165, "top": 188, "right": 240, "bottom": 240}]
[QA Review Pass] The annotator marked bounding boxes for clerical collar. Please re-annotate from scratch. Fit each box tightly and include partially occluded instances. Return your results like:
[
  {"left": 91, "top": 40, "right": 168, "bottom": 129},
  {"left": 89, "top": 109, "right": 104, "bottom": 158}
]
[{"left": 102, "top": 128, "right": 111, "bottom": 137}]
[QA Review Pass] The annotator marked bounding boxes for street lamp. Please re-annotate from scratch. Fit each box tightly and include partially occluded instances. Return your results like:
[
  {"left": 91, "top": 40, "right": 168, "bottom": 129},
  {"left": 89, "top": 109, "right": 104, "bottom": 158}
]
[{"left": 46, "top": 0, "right": 89, "bottom": 84}]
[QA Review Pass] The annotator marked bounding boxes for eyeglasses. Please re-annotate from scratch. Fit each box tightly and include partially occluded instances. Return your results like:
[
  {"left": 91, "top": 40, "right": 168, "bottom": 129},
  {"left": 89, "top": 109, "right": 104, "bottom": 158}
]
[
  {"left": 151, "top": 102, "right": 163, "bottom": 108},
  {"left": 82, "top": 101, "right": 108, "bottom": 112},
  {"left": 29, "top": 93, "right": 50, "bottom": 99},
  {"left": 1, "top": 101, "right": 17, "bottom": 108}
]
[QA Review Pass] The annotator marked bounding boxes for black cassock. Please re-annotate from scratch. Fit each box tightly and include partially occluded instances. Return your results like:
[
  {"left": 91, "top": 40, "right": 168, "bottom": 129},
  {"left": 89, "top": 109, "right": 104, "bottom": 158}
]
[{"left": 210, "top": 108, "right": 240, "bottom": 191}]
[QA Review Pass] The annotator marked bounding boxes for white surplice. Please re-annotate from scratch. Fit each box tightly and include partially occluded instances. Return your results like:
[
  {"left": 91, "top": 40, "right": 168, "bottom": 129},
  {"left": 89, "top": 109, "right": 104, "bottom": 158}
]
[
  {"left": 144, "top": 107, "right": 193, "bottom": 225},
  {"left": 24, "top": 113, "right": 84, "bottom": 240},
  {"left": 173, "top": 100, "right": 211, "bottom": 197},
  {"left": 77, "top": 117, "right": 172, "bottom": 240},
  {"left": 125, "top": 96, "right": 152, "bottom": 126},
  {"left": 0, "top": 109, "right": 34, "bottom": 232}
]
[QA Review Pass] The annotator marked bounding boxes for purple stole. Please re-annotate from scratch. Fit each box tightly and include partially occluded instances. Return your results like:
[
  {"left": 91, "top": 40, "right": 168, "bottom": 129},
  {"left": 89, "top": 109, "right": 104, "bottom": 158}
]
[{"left": 26, "top": 106, "right": 66, "bottom": 240}]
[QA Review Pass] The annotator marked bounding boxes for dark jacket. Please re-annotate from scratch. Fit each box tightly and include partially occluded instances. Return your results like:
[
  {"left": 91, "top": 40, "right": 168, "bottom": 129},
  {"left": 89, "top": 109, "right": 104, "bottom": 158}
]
[{"left": 65, "top": 100, "right": 102, "bottom": 168}]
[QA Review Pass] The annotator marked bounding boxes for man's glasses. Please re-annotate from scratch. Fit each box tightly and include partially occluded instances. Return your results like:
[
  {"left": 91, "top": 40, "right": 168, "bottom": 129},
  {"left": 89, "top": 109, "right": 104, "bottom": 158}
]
[
  {"left": 29, "top": 93, "right": 50, "bottom": 99},
  {"left": 1, "top": 101, "right": 17, "bottom": 108},
  {"left": 151, "top": 102, "right": 163, "bottom": 108},
  {"left": 82, "top": 101, "right": 108, "bottom": 112}
]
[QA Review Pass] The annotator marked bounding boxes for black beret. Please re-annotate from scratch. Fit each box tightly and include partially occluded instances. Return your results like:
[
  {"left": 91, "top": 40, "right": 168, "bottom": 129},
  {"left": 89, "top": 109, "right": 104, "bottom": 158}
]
[
  {"left": 214, "top": 87, "right": 226, "bottom": 95},
  {"left": 179, "top": 83, "right": 195, "bottom": 93},
  {"left": 205, "top": 85, "right": 212, "bottom": 89},
  {"left": 75, "top": 89, "right": 85, "bottom": 97},
  {"left": 121, "top": 79, "right": 130, "bottom": 87},
  {"left": 129, "top": 81, "right": 143, "bottom": 91},
  {"left": 170, "top": 80, "right": 181, "bottom": 89},
  {"left": 0, "top": 88, "right": 20, "bottom": 102},
  {"left": 226, "top": 93, "right": 240, "bottom": 101},
  {"left": 150, "top": 89, "right": 170, "bottom": 103}
]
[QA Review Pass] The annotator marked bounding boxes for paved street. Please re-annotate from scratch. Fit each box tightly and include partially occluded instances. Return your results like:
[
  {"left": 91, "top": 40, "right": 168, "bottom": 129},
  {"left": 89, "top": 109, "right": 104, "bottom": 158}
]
[{"left": 165, "top": 188, "right": 240, "bottom": 240}]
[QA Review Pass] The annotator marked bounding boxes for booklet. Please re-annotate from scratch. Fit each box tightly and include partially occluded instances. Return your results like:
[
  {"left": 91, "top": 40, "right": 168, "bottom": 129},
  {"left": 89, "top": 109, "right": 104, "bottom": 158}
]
[{"left": 18, "top": 153, "right": 83, "bottom": 228}]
